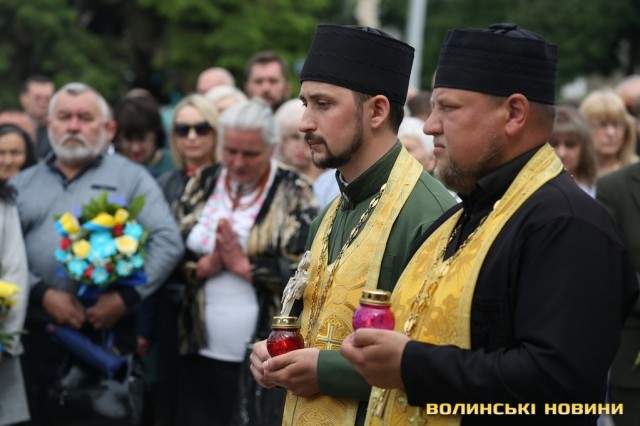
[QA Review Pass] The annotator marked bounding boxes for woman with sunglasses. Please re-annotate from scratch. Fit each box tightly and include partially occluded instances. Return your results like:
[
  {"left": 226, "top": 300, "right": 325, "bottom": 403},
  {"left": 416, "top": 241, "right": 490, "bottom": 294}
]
[
  {"left": 153, "top": 94, "right": 219, "bottom": 426},
  {"left": 159, "top": 95, "right": 219, "bottom": 203}
]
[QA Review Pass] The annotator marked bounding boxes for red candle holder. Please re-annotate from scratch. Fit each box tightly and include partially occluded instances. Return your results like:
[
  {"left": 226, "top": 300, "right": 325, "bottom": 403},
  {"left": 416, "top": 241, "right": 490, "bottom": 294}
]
[
  {"left": 267, "top": 316, "right": 305, "bottom": 357},
  {"left": 352, "top": 289, "right": 395, "bottom": 331}
]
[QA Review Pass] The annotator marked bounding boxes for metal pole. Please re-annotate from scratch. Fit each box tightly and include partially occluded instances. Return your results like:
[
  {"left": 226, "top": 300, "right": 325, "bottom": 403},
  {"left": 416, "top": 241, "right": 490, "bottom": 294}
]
[{"left": 406, "top": 0, "right": 428, "bottom": 90}]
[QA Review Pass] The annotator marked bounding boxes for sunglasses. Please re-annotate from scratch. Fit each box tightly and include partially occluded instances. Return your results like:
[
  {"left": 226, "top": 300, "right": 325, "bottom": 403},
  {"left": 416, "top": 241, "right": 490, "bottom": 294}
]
[{"left": 174, "top": 121, "right": 213, "bottom": 137}]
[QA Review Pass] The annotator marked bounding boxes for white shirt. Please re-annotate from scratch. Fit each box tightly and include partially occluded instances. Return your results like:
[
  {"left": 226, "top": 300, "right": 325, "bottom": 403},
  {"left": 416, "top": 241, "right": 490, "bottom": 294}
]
[
  {"left": 313, "top": 169, "right": 340, "bottom": 209},
  {"left": 186, "top": 161, "right": 277, "bottom": 362}
]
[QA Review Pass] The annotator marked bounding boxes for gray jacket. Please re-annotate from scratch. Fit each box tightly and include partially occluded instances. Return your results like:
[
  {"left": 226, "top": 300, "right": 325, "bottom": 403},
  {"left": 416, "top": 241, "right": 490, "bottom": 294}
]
[{"left": 11, "top": 153, "right": 184, "bottom": 321}]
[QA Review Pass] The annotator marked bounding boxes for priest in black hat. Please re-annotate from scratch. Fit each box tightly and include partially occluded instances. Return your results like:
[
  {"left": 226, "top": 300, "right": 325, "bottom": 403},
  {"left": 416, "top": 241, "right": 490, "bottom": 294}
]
[
  {"left": 248, "top": 24, "right": 455, "bottom": 425},
  {"left": 341, "top": 23, "right": 639, "bottom": 425}
]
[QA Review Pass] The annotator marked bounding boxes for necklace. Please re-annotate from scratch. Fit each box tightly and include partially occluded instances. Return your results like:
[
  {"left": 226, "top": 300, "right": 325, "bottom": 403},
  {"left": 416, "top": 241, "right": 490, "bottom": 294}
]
[
  {"left": 224, "top": 165, "right": 270, "bottom": 211},
  {"left": 305, "top": 183, "right": 387, "bottom": 345}
]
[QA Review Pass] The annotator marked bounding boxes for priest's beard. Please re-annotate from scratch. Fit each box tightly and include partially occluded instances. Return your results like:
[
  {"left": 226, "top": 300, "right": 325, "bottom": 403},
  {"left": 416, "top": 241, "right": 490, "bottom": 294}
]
[
  {"left": 306, "top": 116, "right": 364, "bottom": 170},
  {"left": 435, "top": 136, "right": 502, "bottom": 195}
]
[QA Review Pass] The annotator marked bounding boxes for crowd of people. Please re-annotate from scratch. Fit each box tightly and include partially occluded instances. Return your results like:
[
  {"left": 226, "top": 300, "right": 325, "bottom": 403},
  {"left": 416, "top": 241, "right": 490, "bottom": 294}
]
[{"left": 0, "top": 21, "right": 639, "bottom": 426}]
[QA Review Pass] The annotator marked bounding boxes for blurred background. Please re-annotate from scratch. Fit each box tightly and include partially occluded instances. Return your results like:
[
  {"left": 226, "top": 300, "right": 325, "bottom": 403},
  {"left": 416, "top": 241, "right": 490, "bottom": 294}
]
[{"left": 1, "top": 0, "right": 638, "bottom": 108}]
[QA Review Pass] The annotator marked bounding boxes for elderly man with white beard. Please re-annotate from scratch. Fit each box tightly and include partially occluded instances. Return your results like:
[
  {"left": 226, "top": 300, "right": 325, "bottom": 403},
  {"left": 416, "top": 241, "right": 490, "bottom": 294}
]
[{"left": 11, "top": 82, "right": 183, "bottom": 426}]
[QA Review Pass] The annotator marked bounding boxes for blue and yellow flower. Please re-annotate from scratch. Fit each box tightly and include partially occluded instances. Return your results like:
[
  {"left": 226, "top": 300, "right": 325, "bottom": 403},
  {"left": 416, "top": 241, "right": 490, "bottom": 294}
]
[
  {"left": 55, "top": 248, "right": 71, "bottom": 263},
  {"left": 57, "top": 212, "right": 80, "bottom": 236},
  {"left": 124, "top": 222, "right": 144, "bottom": 241},
  {"left": 92, "top": 267, "right": 109, "bottom": 285},
  {"left": 0, "top": 281, "right": 19, "bottom": 307},
  {"left": 131, "top": 254, "right": 144, "bottom": 269},
  {"left": 114, "top": 209, "right": 129, "bottom": 225},
  {"left": 54, "top": 221, "right": 65, "bottom": 236},
  {"left": 92, "top": 213, "right": 116, "bottom": 228},
  {"left": 54, "top": 192, "right": 148, "bottom": 291},
  {"left": 83, "top": 212, "right": 116, "bottom": 232},
  {"left": 68, "top": 259, "right": 88, "bottom": 280},
  {"left": 89, "top": 232, "right": 117, "bottom": 261},
  {"left": 115, "top": 259, "right": 133, "bottom": 277},
  {"left": 71, "top": 239, "right": 91, "bottom": 259},
  {"left": 0, "top": 281, "right": 20, "bottom": 349},
  {"left": 115, "top": 236, "right": 138, "bottom": 256}
]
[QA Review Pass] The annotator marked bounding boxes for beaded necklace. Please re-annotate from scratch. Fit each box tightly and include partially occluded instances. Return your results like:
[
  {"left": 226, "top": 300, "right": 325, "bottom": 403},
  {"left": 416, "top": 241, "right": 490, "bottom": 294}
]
[{"left": 224, "top": 165, "right": 271, "bottom": 211}]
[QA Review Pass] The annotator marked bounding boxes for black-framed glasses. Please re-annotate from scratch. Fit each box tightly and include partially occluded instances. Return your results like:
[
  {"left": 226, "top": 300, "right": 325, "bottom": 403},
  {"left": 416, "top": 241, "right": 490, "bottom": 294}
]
[{"left": 174, "top": 121, "right": 213, "bottom": 137}]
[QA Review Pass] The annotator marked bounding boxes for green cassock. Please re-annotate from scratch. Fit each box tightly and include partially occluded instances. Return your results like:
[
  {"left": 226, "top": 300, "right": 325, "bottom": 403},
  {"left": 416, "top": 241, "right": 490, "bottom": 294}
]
[{"left": 301, "top": 142, "right": 456, "bottom": 424}]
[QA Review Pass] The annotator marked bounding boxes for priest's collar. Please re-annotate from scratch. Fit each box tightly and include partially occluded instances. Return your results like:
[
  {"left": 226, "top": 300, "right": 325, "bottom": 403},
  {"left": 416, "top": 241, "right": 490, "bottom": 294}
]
[
  {"left": 459, "top": 145, "right": 540, "bottom": 213},
  {"left": 336, "top": 142, "right": 401, "bottom": 210}
]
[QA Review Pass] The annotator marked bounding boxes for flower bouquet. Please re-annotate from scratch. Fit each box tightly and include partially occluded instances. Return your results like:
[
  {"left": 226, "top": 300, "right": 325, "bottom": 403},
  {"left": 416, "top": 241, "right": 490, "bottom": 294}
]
[
  {"left": 51, "top": 192, "right": 148, "bottom": 379},
  {"left": 54, "top": 192, "right": 148, "bottom": 300},
  {"left": 0, "top": 280, "right": 20, "bottom": 353}
]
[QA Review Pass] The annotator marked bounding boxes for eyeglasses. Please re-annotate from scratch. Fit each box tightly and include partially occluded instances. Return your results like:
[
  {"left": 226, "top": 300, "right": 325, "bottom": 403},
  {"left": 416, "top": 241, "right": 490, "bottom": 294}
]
[{"left": 174, "top": 121, "right": 213, "bottom": 137}]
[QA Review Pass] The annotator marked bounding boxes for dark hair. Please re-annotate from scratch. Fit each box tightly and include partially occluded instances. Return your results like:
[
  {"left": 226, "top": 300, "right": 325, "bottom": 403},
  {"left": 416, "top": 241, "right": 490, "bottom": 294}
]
[
  {"left": 114, "top": 94, "right": 165, "bottom": 148},
  {"left": 353, "top": 92, "right": 404, "bottom": 134},
  {"left": 0, "top": 123, "right": 37, "bottom": 170},
  {"left": 21, "top": 75, "right": 53, "bottom": 95},
  {"left": 535, "top": 102, "right": 557, "bottom": 130},
  {"left": 0, "top": 124, "right": 36, "bottom": 202},
  {"left": 407, "top": 91, "right": 432, "bottom": 118},
  {"left": 245, "top": 51, "right": 288, "bottom": 81},
  {"left": 389, "top": 103, "right": 405, "bottom": 134},
  {"left": 0, "top": 180, "right": 16, "bottom": 203}
]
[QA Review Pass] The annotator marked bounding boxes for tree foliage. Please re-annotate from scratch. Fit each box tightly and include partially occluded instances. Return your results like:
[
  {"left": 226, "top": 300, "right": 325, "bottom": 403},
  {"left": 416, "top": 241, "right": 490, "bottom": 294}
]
[
  {"left": 380, "top": 0, "right": 640, "bottom": 90},
  {"left": 0, "top": 0, "right": 340, "bottom": 106},
  {"left": 0, "top": 0, "right": 637, "bottom": 108},
  {"left": 0, "top": 0, "right": 126, "bottom": 107}
]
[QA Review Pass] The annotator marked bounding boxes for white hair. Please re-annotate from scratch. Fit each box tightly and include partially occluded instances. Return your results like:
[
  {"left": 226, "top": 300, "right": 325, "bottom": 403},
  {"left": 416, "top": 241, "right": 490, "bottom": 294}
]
[
  {"left": 398, "top": 117, "right": 433, "bottom": 154},
  {"left": 48, "top": 82, "right": 112, "bottom": 120},
  {"left": 219, "top": 97, "right": 279, "bottom": 146},
  {"left": 205, "top": 85, "right": 247, "bottom": 110},
  {"left": 274, "top": 98, "right": 305, "bottom": 134}
]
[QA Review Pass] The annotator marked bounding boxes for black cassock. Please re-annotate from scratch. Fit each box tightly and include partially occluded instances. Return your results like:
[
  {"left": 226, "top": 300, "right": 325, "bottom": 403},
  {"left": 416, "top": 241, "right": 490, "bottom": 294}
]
[{"left": 401, "top": 148, "right": 639, "bottom": 426}]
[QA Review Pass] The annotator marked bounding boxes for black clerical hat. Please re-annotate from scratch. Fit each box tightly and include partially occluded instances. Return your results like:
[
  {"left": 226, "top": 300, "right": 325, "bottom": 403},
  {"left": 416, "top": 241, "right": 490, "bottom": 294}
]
[
  {"left": 434, "top": 23, "right": 558, "bottom": 105},
  {"left": 300, "top": 25, "right": 415, "bottom": 105}
]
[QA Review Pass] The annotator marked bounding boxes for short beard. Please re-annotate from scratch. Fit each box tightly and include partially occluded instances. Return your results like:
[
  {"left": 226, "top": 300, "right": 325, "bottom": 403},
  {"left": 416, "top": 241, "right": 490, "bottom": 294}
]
[
  {"left": 435, "top": 137, "right": 501, "bottom": 194},
  {"left": 306, "top": 107, "right": 364, "bottom": 170},
  {"left": 50, "top": 132, "right": 106, "bottom": 166}
]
